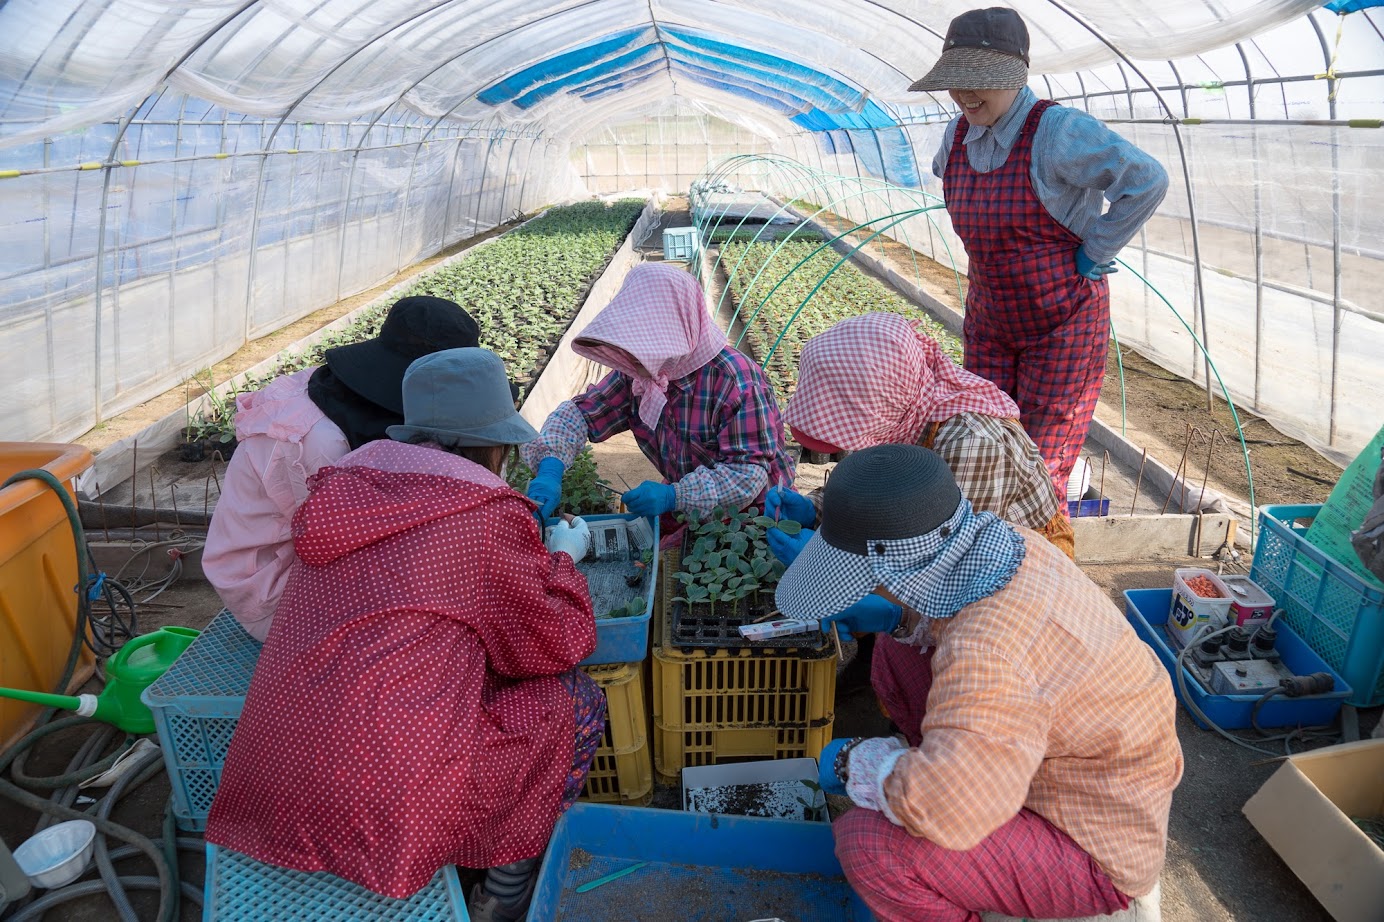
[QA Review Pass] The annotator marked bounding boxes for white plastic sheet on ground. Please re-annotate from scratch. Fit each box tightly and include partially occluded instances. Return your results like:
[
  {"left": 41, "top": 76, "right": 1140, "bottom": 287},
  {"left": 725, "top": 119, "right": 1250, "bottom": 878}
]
[{"left": 0, "top": 0, "right": 1379, "bottom": 460}]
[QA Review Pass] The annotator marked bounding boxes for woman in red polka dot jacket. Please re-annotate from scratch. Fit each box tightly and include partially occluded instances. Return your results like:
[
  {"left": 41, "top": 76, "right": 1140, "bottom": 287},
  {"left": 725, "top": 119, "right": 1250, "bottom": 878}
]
[{"left": 206, "top": 348, "right": 606, "bottom": 922}]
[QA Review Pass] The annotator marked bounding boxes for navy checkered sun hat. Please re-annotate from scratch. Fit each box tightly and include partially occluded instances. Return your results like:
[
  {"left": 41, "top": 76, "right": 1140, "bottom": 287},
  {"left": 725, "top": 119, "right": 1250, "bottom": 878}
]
[{"left": 776, "top": 444, "right": 963, "bottom": 619}]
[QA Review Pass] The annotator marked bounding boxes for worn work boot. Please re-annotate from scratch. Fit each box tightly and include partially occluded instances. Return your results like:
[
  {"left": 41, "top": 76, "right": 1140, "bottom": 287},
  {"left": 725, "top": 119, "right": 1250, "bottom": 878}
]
[
  {"left": 980, "top": 882, "right": 1162, "bottom": 922},
  {"left": 467, "top": 857, "right": 541, "bottom": 922}
]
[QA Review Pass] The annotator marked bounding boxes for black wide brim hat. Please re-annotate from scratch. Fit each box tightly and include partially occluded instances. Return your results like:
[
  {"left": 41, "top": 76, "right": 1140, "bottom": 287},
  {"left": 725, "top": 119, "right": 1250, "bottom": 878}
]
[{"left": 326, "top": 296, "right": 481, "bottom": 415}]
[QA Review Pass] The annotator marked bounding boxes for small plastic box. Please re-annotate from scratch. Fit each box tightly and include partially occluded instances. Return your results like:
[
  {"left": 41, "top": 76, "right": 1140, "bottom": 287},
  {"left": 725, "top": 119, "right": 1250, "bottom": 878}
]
[
  {"left": 1221, "top": 573, "right": 1276, "bottom": 628},
  {"left": 662, "top": 227, "right": 699, "bottom": 261},
  {"left": 1168, "top": 568, "right": 1234, "bottom": 649}
]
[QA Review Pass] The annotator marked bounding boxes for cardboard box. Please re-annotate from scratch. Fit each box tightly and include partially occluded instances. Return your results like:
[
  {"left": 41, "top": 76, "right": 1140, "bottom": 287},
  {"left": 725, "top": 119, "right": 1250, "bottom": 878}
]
[{"left": 1242, "top": 739, "right": 1384, "bottom": 922}]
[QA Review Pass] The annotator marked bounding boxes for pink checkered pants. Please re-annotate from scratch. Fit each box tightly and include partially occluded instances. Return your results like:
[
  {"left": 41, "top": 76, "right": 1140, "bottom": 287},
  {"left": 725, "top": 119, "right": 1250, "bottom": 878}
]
[{"left": 855, "top": 637, "right": 1130, "bottom": 921}]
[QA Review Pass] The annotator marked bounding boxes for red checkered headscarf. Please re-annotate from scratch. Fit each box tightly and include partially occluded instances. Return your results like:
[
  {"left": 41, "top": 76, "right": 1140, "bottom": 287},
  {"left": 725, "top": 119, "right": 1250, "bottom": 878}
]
[
  {"left": 573, "top": 263, "right": 726, "bottom": 430},
  {"left": 785, "top": 312, "right": 1020, "bottom": 450}
]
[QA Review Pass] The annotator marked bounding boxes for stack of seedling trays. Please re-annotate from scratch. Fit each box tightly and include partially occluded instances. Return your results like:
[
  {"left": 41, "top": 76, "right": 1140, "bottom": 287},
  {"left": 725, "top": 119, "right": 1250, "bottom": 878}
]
[{"left": 652, "top": 508, "right": 836, "bottom": 784}]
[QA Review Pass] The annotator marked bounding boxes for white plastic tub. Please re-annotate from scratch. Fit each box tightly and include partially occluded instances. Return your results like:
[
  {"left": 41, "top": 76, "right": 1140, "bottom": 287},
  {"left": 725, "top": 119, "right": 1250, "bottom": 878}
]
[{"left": 13, "top": 819, "right": 96, "bottom": 889}]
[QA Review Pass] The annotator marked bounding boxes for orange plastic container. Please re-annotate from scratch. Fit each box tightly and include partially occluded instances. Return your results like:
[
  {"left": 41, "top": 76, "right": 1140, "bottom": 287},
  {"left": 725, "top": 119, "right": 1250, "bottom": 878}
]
[{"left": 0, "top": 442, "right": 95, "bottom": 747}]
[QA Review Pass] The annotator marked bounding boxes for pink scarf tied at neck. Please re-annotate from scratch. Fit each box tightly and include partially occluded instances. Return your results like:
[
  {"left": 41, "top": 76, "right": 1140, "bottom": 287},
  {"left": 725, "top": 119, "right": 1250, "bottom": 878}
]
[{"left": 572, "top": 263, "right": 726, "bottom": 430}]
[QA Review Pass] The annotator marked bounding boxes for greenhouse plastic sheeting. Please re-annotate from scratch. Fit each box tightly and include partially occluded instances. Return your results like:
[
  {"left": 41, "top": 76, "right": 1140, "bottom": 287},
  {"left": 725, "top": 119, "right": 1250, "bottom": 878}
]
[{"left": 1, "top": 0, "right": 1380, "bottom": 461}]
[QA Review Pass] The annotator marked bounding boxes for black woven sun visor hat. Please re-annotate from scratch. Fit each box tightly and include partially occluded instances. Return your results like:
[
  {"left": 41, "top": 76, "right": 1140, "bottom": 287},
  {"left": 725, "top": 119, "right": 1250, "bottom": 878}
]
[
  {"left": 909, "top": 7, "right": 1031, "bottom": 92},
  {"left": 775, "top": 444, "right": 963, "bottom": 620},
  {"left": 325, "top": 296, "right": 482, "bottom": 414}
]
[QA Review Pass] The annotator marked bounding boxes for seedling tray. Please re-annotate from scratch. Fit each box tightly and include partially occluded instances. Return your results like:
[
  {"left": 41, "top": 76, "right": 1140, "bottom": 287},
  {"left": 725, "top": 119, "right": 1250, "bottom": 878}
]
[
  {"left": 668, "top": 529, "right": 831, "bottom": 653},
  {"left": 682, "top": 758, "right": 827, "bottom": 823},
  {"left": 529, "top": 803, "right": 870, "bottom": 921},
  {"left": 1124, "top": 588, "right": 1351, "bottom": 730}
]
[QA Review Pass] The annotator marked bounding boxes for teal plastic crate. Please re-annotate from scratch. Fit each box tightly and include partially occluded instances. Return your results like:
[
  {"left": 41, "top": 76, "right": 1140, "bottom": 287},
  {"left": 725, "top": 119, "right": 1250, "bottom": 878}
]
[
  {"left": 1250, "top": 504, "right": 1384, "bottom": 707},
  {"left": 529, "top": 803, "right": 871, "bottom": 920},
  {"left": 142, "top": 610, "right": 262, "bottom": 830},
  {"left": 203, "top": 844, "right": 468, "bottom": 921},
  {"left": 662, "top": 226, "right": 699, "bottom": 261}
]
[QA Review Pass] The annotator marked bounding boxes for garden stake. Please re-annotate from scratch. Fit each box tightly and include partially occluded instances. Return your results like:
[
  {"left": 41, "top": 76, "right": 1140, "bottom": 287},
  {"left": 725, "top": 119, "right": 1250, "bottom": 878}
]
[
  {"left": 575, "top": 861, "right": 648, "bottom": 893},
  {"left": 830, "top": 621, "right": 845, "bottom": 661}
]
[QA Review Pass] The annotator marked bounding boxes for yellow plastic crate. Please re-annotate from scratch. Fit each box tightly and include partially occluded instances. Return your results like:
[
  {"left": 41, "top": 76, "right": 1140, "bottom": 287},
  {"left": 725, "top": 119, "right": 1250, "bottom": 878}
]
[
  {"left": 652, "top": 649, "right": 836, "bottom": 730},
  {"left": 580, "top": 661, "right": 652, "bottom": 806},
  {"left": 651, "top": 549, "right": 837, "bottom": 781},
  {"left": 654, "top": 722, "right": 834, "bottom": 786}
]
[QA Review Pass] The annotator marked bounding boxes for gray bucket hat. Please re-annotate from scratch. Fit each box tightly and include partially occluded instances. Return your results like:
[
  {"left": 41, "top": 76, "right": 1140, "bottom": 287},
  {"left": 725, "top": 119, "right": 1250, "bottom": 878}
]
[
  {"left": 386, "top": 348, "right": 538, "bottom": 447},
  {"left": 775, "top": 444, "right": 961, "bottom": 620},
  {"left": 910, "top": 8, "right": 1031, "bottom": 92}
]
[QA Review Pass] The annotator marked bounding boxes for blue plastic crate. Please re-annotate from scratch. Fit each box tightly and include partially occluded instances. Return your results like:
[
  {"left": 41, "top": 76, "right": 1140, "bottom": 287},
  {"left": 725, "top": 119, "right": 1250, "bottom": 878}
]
[
  {"left": 547, "top": 513, "right": 659, "bottom": 665},
  {"left": 142, "top": 610, "right": 262, "bottom": 830},
  {"left": 1067, "top": 498, "right": 1110, "bottom": 518},
  {"left": 662, "top": 226, "right": 699, "bottom": 261},
  {"left": 203, "top": 844, "right": 468, "bottom": 921},
  {"left": 1124, "top": 588, "right": 1351, "bottom": 730},
  {"left": 1250, "top": 504, "right": 1384, "bottom": 707},
  {"left": 529, "top": 803, "right": 872, "bottom": 921}
]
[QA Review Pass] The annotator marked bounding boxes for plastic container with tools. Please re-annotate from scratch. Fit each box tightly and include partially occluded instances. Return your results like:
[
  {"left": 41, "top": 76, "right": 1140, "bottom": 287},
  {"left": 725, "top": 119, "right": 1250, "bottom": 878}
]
[
  {"left": 546, "top": 513, "right": 659, "bottom": 665},
  {"left": 1125, "top": 588, "right": 1352, "bottom": 730}
]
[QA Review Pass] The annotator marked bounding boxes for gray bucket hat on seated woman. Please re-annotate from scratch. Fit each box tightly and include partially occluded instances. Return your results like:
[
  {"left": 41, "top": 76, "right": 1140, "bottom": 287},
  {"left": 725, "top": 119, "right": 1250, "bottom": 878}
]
[
  {"left": 909, "top": 7, "right": 1031, "bottom": 92},
  {"left": 386, "top": 348, "right": 538, "bottom": 447}
]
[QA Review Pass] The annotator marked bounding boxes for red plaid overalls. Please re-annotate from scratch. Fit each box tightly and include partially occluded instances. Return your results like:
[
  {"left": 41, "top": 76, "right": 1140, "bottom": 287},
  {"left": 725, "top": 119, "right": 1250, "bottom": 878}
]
[{"left": 944, "top": 99, "right": 1109, "bottom": 504}]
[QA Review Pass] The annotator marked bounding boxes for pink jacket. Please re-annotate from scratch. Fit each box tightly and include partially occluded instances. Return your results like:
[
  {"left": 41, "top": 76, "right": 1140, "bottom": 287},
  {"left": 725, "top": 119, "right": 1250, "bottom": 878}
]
[{"left": 202, "top": 368, "right": 348, "bottom": 641}]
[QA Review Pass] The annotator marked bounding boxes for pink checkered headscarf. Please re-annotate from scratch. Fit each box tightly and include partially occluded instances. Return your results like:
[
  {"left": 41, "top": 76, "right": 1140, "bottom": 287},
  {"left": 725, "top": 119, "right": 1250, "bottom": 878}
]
[
  {"left": 572, "top": 263, "right": 726, "bottom": 430},
  {"left": 785, "top": 312, "right": 1020, "bottom": 450}
]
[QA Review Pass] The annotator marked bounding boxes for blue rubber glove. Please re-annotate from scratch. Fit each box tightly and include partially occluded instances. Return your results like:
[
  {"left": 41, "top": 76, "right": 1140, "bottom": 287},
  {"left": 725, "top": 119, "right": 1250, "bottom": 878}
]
[
  {"left": 766, "top": 525, "right": 814, "bottom": 567},
  {"left": 1075, "top": 245, "right": 1118, "bottom": 281},
  {"left": 525, "top": 457, "right": 565, "bottom": 520},
  {"left": 818, "top": 738, "right": 852, "bottom": 796},
  {"left": 622, "top": 481, "right": 677, "bottom": 517},
  {"left": 820, "top": 595, "right": 903, "bottom": 643},
  {"left": 764, "top": 486, "right": 817, "bottom": 528}
]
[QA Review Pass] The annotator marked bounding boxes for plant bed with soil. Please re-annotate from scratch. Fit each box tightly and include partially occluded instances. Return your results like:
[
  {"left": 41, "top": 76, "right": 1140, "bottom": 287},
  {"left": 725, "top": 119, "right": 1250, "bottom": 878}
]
[{"left": 719, "top": 239, "right": 961, "bottom": 407}]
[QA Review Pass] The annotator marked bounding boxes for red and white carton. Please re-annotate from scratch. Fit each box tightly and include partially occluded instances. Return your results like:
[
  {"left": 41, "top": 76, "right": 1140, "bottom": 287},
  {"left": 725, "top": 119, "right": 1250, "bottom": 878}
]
[{"left": 1220, "top": 574, "right": 1276, "bottom": 628}]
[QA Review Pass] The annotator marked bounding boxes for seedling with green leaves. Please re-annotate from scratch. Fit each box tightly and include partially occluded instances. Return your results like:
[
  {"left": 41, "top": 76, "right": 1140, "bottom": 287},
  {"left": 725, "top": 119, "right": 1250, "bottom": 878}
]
[
  {"left": 673, "top": 506, "right": 788, "bottom": 616},
  {"left": 505, "top": 446, "right": 613, "bottom": 516}
]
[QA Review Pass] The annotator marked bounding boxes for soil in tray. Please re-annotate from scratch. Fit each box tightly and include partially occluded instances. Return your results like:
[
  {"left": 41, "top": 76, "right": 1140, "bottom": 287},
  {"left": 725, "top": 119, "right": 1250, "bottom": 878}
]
[
  {"left": 577, "top": 559, "right": 647, "bottom": 620},
  {"left": 686, "top": 781, "right": 825, "bottom": 821},
  {"left": 557, "top": 856, "right": 859, "bottom": 922}
]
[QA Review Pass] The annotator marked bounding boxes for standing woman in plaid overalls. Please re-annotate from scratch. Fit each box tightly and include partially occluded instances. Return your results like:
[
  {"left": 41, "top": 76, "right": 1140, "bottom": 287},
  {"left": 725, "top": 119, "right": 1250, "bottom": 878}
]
[{"left": 913, "top": 7, "right": 1169, "bottom": 503}]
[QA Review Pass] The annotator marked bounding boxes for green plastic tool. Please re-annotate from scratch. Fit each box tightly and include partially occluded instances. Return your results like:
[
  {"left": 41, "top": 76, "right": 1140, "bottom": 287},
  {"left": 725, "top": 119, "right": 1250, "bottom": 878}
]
[{"left": 0, "top": 626, "right": 200, "bottom": 735}]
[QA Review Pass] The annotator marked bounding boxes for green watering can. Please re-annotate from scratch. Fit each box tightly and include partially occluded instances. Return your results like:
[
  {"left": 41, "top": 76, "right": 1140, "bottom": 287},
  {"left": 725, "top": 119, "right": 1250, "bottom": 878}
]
[{"left": 0, "top": 626, "right": 200, "bottom": 735}]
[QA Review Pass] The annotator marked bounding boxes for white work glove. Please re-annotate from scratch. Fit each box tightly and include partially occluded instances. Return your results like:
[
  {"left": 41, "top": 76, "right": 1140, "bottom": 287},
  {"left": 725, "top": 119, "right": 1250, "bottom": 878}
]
[
  {"left": 545, "top": 517, "right": 590, "bottom": 562},
  {"left": 845, "top": 736, "right": 908, "bottom": 826}
]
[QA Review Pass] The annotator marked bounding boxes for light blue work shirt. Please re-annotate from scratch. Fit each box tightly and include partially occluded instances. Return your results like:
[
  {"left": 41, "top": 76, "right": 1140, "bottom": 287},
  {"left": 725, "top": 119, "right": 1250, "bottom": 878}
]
[{"left": 930, "top": 88, "right": 1169, "bottom": 264}]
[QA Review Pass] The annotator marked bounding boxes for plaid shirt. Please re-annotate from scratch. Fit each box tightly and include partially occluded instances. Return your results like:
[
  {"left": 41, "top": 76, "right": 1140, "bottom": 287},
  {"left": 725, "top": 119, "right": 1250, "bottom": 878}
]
[
  {"left": 809, "top": 413, "right": 1058, "bottom": 532},
  {"left": 523, "top": 348, "right": 794, "bottom": 515},
  {"left": 883, "top": 533, "right": 1182, "bottom": 898}
]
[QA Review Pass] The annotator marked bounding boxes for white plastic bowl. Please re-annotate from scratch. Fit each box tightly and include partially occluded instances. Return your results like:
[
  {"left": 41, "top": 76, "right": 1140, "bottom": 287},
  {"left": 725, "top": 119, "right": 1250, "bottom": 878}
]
[{"left": 13, "top": 820, "right": 96, "bottom": 889}]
